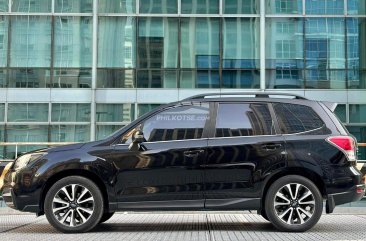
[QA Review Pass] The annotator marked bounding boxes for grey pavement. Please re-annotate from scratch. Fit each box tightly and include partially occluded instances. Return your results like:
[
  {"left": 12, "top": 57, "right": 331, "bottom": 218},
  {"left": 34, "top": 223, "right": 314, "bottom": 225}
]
[{"left": 0, "top": 211, "right": 366, "bottom": 241}]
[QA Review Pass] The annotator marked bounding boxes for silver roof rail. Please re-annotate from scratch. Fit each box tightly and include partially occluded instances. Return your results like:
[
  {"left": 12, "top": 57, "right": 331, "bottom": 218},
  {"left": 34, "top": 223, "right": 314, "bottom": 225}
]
[{"left": 181, "top": 92, "right": 308, "bottom": 101}]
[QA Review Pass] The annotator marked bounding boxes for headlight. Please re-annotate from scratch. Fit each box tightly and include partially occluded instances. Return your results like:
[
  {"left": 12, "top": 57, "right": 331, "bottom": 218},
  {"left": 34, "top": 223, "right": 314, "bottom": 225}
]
[{"left": 13, "top": 153, "right": 46, "bottom": 171}]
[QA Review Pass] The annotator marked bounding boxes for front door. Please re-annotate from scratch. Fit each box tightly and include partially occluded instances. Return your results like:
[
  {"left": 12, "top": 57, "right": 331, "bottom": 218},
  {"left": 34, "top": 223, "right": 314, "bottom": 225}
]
[
  {"left": 204, "top": 102, "right": 286, "bottom": 209},
  {"left": 113, "top": 103, "right": 210, "bottom": 209}
]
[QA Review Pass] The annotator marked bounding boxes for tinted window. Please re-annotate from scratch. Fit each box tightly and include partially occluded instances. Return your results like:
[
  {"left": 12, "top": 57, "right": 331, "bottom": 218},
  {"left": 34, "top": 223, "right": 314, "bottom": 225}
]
[
  {"left": 215, "top": 103, "right": 274, "bottom": 137},
  {"left": 122, "top": 104, "right": 209, "bottom": 143},
  {"left": 273, "top": 103, "right": 329, "bottom": 134}
]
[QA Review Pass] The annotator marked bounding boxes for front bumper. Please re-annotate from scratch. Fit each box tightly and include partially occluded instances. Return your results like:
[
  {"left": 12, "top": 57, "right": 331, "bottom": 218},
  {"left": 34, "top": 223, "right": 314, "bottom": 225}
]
[
  {"left": 326, "top": 184, "right": 365, "bottom": 213},
  {"left": 2, "top": 167, "right": 42, "bottom": 214},
  {"left": 2, "top": 187, "right": 15, "bottom": 209}
]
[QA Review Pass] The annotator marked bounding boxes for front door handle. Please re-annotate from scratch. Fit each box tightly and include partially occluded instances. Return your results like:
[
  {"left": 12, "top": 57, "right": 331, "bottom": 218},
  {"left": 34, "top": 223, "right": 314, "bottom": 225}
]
[
  {"left": 261, "top": 143, "right": 282, "bottom": 151},
  {"left": 184, "top": 149, "right": 204, "bottom": 157}
]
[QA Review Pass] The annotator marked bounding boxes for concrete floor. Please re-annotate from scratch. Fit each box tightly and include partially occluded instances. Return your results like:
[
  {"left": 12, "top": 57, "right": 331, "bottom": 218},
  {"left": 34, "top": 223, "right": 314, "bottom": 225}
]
[{"left": 0, "top": 212, "right": 365, "bottom": 241}]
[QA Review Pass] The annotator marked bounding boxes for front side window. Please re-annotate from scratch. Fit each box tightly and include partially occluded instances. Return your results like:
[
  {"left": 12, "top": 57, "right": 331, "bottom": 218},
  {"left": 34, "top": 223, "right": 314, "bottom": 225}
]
[
  {"left": 121, "top": 104, "right": 209, "bottom": 143},
  {"left": 215, "top": 103, "right": 274, "bottom": 137},
  {"left": 273, "top": 103, "right": 330, "bottom": 134}
]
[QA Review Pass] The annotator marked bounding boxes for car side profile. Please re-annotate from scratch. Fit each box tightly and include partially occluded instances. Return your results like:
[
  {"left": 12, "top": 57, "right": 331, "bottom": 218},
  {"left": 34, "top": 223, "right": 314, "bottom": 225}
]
[{"left": 2, "top": 92, "right": 365, "bottom": 233}]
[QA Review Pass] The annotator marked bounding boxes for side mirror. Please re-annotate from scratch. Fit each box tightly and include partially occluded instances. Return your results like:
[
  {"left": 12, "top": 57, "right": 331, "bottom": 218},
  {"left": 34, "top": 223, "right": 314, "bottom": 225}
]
[
  {"left": 129, "top": 131, "right": 146, "bottom": 151},
  {"left": 132, "top": 130, "right": 145, "bottom": 144}
]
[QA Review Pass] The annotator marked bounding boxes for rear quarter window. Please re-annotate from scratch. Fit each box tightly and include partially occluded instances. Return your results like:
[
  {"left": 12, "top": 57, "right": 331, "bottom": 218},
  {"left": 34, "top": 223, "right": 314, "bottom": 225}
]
[{"left": 273, "top": 103, "right": 331, "bottom": 135}]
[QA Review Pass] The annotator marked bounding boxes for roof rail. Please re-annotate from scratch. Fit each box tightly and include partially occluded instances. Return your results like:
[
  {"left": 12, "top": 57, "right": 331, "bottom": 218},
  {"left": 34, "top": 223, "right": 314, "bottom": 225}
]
[{"left": 181, "top": 92, "right": 307, "bottom": 101}]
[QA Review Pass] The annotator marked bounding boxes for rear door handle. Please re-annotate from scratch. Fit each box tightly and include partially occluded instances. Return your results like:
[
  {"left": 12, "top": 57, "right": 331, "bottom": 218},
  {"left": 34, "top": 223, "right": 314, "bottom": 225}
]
[
  {"left": 262, "top": 143, "right": 282, "bottom": 151},
  {"left": 184, "top": 149, "right": 204, "bottom": 157}
]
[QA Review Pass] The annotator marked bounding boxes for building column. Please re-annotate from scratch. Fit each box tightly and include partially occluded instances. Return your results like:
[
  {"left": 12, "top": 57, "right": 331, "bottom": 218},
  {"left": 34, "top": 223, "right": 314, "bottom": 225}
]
[
  {"left": 91, "top": 0, "right": 98, "bottom": 141},
  {"left": 260, "top": 0, "right": 266, "bottom": 91}
]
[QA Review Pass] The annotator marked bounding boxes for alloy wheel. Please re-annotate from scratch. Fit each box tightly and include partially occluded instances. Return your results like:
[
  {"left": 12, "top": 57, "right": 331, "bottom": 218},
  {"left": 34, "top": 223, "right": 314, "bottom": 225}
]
[
  {"left": 52, "top": 184, "right": 95, "bottom": 227},
  {"left": 273, "top": 183, "right": 316, "bottom": 225}
]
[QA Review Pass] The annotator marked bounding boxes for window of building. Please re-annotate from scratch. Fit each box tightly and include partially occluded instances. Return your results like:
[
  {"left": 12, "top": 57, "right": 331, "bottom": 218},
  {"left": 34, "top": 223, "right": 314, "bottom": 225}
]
[
  {"left": 349, "top": 104, "right": 366, "bottom": 123},
  {"left": 10, "top": 16, "right": 51, "bottom": 68},
  {"left": 96, "top": 104, "right": 135, "bottom": 122},
  {"left": 98, "top": 0, "right": 136, "bottom": 13},
  {"left": 0, "top": 16, "right": 8, "bottom": 67},
  {"left": 224, "top": 0, "right": 258, "bottom": 14},
  {"left": 181, "top": 0, "right": 219, "bottom": 14},
  {"left": 137, "top": 18, "right": 178, "bottom": 68},
  {"left": 334, "top": 104, "right": 347, "bottom": 123},
  {"left": 139, "top": 0, "right": 177, "bottom": 14},
  {"left": 222, "top": 70, "right": 260, "bottom": 88},
  {"left": 136, "top": 70, "right": 177, "bottom": 88},
  {"left": 52, "top": 68, "right": 91, "bottom": 88},
  {"left": 97, "top": 69, "right": 135, "bottom": 88},
  {"left": 266, "top": 0, "right": 302, "bottom": 14},
  {"left": 346, "top": 126, "right": 366, "bottom": 160},
  {"left": 0, "top": 0, "right": 8, "bottom": 12},
  {"left": 273, "top": 103, "right": 330, "bottom": 134},
  {"left": 51, "top": 103, "right": 90, "bottom": 122},
  {"left": 305, "top": 0, "right": 344, "bottom": 15},
  {"left": 215, "top": 103, "right": 274, "bottom": 137},
  {"left": 54, "top": 17, "right": 92, "bottom": 68},
  {"left": 137, "top": 104, "right": 162, "bottom": 117},
  {"left": 222, "top": 18, "right": 259, "bottom": 69},
  {"left": 8, "top": 103, "right": 48, "bottom": 122},
  {"left": 305, "top": 18, "right": 346, "bottom": 89},
  {"left": 55, "top": 0, "right": 93, "bottom": 13},
  {"left": 348, "top": 0, "right": 366, "bottom": 15},
  {"left": 50, "top": 125, "right": 90, "bottom": 142},
  {"left": 11, "top": 0, "right": 51, "bottom": 12},
  {"left": 180, "top": 18, "right": 219, "bottom": 69},
  {"left": 180, "top": 70, "right": 220, "bottom": 88},
  {"left": 0, "top": 103, "right": 4, "bottom": 121},
  {"left": 98, "top": 17, "right": 136, "bottom": 68},
  {"left": 5, "top": 125, "right": 48, "bottom": 158}
]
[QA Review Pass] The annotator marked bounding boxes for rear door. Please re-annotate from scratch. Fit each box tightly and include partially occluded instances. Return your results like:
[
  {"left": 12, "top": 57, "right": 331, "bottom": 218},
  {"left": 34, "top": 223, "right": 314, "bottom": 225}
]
[{"left": 204, "top": 102, "right": 286, "bottom": 209}]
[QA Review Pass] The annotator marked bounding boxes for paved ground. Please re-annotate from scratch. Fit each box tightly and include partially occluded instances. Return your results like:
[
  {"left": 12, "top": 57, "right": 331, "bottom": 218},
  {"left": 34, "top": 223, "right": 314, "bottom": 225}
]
[{"left": 0, "top": 212, "right": 365, "bottom": 241}]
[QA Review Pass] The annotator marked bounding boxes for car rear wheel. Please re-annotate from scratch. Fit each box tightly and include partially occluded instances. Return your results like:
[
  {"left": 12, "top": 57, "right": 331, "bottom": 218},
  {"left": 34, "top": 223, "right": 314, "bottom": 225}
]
[
  {"left": 264, "top": 175, "right": 323, "bottom": 232},
  {"left": 44, "top": 176, "right": 104, "bottom": 233},
  {"left": 99, "top": 212, "right": 115, "bottom": 224}
]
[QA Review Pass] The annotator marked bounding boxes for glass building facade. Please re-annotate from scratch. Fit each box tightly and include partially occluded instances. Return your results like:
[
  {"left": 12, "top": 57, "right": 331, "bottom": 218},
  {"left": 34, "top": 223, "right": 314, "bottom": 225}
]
[{"left": 0, "top": 0, "right": 365, "bottom": 162}]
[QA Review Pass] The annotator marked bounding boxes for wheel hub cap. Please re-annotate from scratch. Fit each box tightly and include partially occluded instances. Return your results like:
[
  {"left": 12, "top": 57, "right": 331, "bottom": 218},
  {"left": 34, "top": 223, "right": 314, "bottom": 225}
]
[
  {"left": 274, "top": 183, "right": 316, "bottom": 225},
  {"left": 52, "top": 184, "right": 94, "bottom": 227}
]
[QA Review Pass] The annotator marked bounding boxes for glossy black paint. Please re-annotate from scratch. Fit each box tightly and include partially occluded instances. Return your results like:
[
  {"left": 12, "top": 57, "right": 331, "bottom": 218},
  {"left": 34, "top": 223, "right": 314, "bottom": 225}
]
[{"left": 2, "top": 97, "right": 364, "bottom": 215}]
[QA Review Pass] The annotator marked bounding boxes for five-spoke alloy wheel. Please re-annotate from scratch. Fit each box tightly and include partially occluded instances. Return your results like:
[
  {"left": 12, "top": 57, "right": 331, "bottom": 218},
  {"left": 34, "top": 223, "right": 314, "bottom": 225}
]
[
  {"left": 265, "top": 175, "right": 323, "bottom": 232},
  {"left": 45, "top": 176, "right": 104, "bottom": 233}
]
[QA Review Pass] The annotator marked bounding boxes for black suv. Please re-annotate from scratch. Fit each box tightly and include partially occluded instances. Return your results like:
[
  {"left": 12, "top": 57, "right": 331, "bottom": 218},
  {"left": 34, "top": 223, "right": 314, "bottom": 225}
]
[{"left": 2, "top": 92, "right": 365, "bottom": 233}]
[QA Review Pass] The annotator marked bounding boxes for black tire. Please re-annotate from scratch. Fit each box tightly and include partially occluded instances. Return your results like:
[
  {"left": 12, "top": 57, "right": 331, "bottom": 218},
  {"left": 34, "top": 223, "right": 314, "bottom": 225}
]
[
  {"left": 99, "top": 212, "right": 115, "bottom": 224},
  {"left": 44, "top": 176, "right": 104, "bottom": 233},
  {"left": 264, "top": 175, "right": 323, "bottom": 232},
  {"left": 260, "top": 210, "right": 269, "bottom": 221}
]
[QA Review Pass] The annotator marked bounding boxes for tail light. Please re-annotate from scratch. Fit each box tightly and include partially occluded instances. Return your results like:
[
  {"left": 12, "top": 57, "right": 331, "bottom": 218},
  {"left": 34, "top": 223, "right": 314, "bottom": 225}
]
[{"left": 327, "top": 136, "right": 357, "bottom": 161}]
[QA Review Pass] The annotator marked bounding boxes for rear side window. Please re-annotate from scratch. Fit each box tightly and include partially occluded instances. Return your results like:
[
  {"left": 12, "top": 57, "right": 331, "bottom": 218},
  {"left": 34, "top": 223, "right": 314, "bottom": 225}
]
[
  {"left": 215, "top": 103, "right": 274, "bottom": 137},
  {"left": 273, "top": 103, "right": 330, "bottom": 135}
]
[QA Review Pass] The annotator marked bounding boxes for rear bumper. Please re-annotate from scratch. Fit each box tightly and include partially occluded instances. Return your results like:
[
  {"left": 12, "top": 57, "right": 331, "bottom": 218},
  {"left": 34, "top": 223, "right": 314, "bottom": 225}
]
[{"left": 326, "top": 184, "right": 365, "bottom": 213}]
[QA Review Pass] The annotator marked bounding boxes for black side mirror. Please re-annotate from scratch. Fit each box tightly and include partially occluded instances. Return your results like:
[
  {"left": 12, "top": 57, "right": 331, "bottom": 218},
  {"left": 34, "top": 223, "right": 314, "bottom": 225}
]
[
  {"left": 129, "top": 130, "right": 145, "bottom": 151},
  {"left": 132, "top": 130, "right": 145, "bottom": 144}
]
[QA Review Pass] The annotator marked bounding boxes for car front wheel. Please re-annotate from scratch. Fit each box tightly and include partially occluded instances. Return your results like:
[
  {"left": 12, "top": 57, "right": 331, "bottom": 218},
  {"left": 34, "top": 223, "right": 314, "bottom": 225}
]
[
  {"left": 44, "top": 176, "right": 104, "bottom": 233},
  {"left": 264, "top": 175, "right": 323, "bottom": 232}
]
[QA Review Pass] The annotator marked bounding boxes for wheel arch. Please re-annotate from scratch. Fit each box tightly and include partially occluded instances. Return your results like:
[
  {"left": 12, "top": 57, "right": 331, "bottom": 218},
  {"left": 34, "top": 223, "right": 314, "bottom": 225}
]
[
  {"left": 39, "top": 169, "right": 110, "bottom": 215},
  {"left": 260, "top": 167, "right": 326, "bottom": 213}
]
